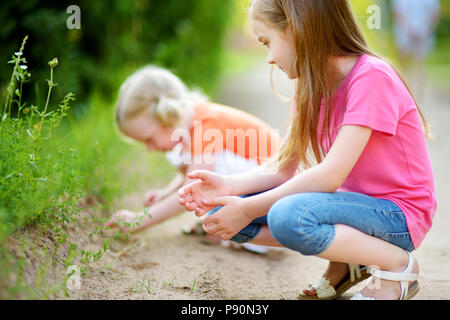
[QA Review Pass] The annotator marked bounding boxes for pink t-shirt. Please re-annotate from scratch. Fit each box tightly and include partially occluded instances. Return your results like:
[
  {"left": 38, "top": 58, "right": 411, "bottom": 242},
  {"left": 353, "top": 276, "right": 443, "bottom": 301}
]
[{"left": 293, "top": 54, "right": 436, "bottom": 249}]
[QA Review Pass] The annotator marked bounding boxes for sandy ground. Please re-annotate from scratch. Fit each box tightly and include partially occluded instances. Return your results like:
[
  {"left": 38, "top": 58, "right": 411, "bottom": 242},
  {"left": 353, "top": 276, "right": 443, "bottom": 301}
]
[{"left": 50, "top": 59, "right": 450, "bottom": 300}]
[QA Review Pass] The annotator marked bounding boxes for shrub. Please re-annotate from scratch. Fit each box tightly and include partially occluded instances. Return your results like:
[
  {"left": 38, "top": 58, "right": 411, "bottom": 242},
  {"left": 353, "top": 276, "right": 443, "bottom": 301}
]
[
  {"left": 0, "top": 1, "right": 234, "bottom": 110},
  {"left": 0, "top": 37, "right": 83, "bottom": 239}
]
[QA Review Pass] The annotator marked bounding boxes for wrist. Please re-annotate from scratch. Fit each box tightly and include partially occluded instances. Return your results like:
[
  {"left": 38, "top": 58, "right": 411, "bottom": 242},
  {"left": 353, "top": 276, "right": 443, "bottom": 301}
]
[
  {"left": 223, "top": 175, "right": 236, "bottom": 196},
  {"left": 242, "top": 196, "right": 265, "bottom": 220}
]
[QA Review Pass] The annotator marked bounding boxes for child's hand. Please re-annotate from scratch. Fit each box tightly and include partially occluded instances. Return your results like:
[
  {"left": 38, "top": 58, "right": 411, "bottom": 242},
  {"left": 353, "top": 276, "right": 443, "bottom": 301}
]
[
  {"left": 105, "top": 210, "right": 146, "bottom": 234},
  {"left": 178, "top": 170, "right": 232, "bottom": 216},
  {"left": 143, "top": 189, "right": 167, "bottom": 207},
  {"left": 200, "top": 196, "right": 252, "bottom": 241}
]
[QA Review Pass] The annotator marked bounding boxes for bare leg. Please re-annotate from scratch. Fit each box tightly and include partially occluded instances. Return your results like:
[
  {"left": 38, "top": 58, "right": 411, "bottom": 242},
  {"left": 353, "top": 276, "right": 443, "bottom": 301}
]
[
  {"left": 252, "top": 224, "right": 418, "bottom": 299},
  {"left": 249, "top": 226, "right": 284, "bottom": 247},
  {"left": 317, "top": 224, "right": 418, "bottom": 299}
]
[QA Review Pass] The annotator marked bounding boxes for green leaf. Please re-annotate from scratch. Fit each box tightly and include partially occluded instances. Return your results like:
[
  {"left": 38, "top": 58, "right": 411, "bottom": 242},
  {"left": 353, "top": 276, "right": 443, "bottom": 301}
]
[{"left": 29, "top": 161, "right": 40, "bottom": 174}]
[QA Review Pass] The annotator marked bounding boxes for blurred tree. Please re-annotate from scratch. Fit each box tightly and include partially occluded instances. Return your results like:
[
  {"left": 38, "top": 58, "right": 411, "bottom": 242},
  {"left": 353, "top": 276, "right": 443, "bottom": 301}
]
[
  {"left": 0, "top": 0, "right": 234, "bottom": 110},
  {"left": 435, "top": 0, "right": 450, "bottom": 37}
]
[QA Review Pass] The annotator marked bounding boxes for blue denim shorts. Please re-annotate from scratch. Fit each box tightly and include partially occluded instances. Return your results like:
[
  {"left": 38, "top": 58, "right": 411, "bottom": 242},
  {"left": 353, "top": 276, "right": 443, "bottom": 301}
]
[{"left": 207, "top": 191, "right": 414, "bottom": 254}]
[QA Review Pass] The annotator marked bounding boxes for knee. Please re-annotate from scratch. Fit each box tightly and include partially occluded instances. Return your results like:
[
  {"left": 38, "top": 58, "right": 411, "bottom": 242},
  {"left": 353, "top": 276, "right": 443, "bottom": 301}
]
[
  {"left": 268, "top": 196, "right": 296, "bottom": 241},
  {"left": 268, "top": 195, "right": 325, "bottom": 256}
]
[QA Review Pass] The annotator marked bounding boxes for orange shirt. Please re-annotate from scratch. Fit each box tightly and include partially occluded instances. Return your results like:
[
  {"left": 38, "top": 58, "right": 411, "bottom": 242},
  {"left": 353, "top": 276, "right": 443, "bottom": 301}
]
[{"left": 187, "top": 101, "right": 280, "bottom": 165}]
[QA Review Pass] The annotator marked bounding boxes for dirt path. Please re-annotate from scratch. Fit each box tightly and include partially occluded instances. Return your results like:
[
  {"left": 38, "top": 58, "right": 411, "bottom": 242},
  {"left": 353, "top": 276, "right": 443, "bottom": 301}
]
[{"left": 66, "top": 60, "right": 450, "bottom": 300}]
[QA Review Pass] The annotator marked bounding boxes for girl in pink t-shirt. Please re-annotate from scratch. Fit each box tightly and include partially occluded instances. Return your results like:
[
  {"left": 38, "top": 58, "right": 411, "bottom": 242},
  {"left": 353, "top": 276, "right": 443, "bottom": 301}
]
[{"left": 178, "top": 0, "right": 436, "bottom": 300}]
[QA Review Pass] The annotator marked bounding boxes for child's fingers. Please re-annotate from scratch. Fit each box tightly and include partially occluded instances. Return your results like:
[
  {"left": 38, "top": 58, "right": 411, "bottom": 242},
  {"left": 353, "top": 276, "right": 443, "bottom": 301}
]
[
  {"left": 202, "top": 222, "right": 219, "bottom": 234},
  {"left": 202, "top": 213, "right": 218, "bottom": 226},
  {"left": 194, "top": 207, "right": 207, "bottom": 217},
  {"left": 222, "top": 233, "right": 232, "bottom": 241},
  {"left": 187, "top": 170, "right": 211, "bottom": 181},
  {"left": 214, "top": 230, "right": 226, "bottom": 239},
  {"left": 203, "top": 196, "right": 232, "bottom": 207},
  {"left": 186, "top": 201, "right": 198, "bottom": 212},
  {"left": 178, "top": 185, "right": 194, "bottom": 197},
  {"left": 178, "top": 187, "right": 186, "bottom": 196},
  {"left": 215, "top": 230, "right": 231, "bottom": 240}
]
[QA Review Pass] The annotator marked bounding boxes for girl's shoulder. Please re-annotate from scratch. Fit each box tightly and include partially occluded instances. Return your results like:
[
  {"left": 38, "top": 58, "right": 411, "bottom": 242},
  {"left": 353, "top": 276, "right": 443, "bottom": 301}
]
[
  {"left": 348, "top": 55, "right": 405, "bottom": 92},
  {"left": 356, "top": 55, "right": 397, "bottom": 78}
]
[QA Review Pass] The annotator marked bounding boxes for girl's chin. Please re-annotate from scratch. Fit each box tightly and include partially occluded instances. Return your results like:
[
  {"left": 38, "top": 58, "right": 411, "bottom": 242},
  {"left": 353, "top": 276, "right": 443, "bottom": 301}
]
[{"left": 280, "top": 68, "right": 297, "bottom": 80}]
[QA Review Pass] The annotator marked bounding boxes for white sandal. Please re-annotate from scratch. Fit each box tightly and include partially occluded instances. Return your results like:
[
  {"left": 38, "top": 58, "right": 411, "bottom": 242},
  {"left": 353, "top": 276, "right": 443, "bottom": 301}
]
[
  {"left": 298, "top": 264, "right": 370, "bottom": 300},
  {"left": 350, "top": 252, "right": 419, "bottom": 300}
]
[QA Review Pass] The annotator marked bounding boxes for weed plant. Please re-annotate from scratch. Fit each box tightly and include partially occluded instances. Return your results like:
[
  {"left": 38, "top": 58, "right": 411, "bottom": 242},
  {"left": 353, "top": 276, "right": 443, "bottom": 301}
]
[
  {"left": 0, "top": 36, "right": 84, "bottom": 238},
  {"left": 0, "top": 37, "right": 86, "bottom": 298},
  {"left": 0, "top": 37, "right": 177, "bottom": 298}
]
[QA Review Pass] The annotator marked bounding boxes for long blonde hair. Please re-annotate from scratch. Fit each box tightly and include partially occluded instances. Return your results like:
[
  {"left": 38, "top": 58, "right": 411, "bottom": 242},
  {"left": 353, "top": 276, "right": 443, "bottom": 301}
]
[
  {"left": 115, "top": 66, "right": 203, "bottom": 134},
  {"left": 249, "top": 0, "right": 431, "bottom": 170}
]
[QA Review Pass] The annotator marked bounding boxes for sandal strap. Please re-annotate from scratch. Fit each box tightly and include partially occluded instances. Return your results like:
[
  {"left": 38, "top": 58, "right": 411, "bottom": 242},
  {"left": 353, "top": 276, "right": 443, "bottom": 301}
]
[
  {"left": 310, "top": 278, "right": 337, "bottom": 299},
  {"left": 368, "top": 253, "right": 417, "bottom": 282},
  {"left": 348, "top": 264, "right": 362, "bottom": 283},
  {"left": 307, "top": 264, "right": 363, "bottom": 299},
  {"left": 368, "top": 253, "right": 418, "bottom": 300},
  {"left": 368, "top": 268, "right": 417, "bottom": 282}
]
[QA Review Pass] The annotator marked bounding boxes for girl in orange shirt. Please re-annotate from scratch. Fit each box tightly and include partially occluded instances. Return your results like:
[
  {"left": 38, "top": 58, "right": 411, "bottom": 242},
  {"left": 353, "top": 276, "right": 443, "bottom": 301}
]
[{"left": 106, "top": 66, "right": 280, "bottom": 252}]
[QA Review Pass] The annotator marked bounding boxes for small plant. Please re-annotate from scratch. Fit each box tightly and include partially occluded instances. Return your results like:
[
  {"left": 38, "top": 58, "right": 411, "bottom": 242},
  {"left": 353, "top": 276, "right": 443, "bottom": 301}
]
[
  {"left": 0, "top": 36, "right": 87, "bottom": 299},
  {"left": 137, "top": 279, "right": 152, "bottom": 294},
  {"left": 1, "top": 36, "right": 31, "bottom": 126},
  {"left": 190, "top": 277, "right": 197, "bottom": 295},
  {"left": 62, "top": 243, "right": 79, "bottom": 268},
  {"left": 80, "top": 239, "right": 109, "bottom": 264},
  {"left": 163, "top": 276, "right": 176, "bottom": 287}
]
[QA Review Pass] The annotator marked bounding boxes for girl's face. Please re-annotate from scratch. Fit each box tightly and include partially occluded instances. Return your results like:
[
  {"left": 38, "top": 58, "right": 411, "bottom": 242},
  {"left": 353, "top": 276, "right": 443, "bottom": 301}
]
[
  {"left": 251, "top": 18, "right": 297, "bottom": 79},
  {"left": 122, "top": 115, "right": 181, "bottom": 152}
]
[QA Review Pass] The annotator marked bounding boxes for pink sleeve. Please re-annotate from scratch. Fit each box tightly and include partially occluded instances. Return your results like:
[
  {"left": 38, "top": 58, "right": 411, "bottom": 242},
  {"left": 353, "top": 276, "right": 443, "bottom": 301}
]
[{"left": 342, "top": 67, "right": 406, "bottom": 136}]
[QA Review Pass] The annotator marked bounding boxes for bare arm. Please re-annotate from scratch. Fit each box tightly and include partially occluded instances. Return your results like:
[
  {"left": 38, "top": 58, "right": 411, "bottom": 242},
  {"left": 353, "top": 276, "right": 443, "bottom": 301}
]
[
  {"left": 200, "top": 125, "right": 373, "bottom": 241},
  {"left": 241, "top": 125, "right": 373, "bottom": 220},
  {"left": 131, "top": 162, "right": 215, "bottom": 231},
  {"left": 225, "top": 157, "right": 299, "bottom": 196},
  {"left": 162, "top": 169, "right": 187, "bottom": 195}
]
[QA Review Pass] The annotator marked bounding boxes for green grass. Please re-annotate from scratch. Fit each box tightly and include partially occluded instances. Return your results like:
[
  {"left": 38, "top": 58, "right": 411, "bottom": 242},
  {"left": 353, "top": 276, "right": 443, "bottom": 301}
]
[
  {"left": 0, "top": 36, "right": 176, "bottom": 299},
  {"left": 0, "top": 37, "right": 86, "bottom": 298}
]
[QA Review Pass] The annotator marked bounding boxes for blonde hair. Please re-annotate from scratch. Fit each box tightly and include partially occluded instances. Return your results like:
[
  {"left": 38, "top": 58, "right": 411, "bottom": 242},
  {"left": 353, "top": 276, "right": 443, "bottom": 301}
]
[
  {"left": 249, "top": 0, "right": 432, "bottom": 171},
  {"left": 116, "top": 66, "right": 204, "bottom": 133}
]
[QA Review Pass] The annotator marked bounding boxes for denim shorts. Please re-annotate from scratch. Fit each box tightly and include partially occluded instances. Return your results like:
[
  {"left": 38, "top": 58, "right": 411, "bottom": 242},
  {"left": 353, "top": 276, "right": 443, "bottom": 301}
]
[{"left": 207, "top": 191, "right": 414, "bottom": 255}]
